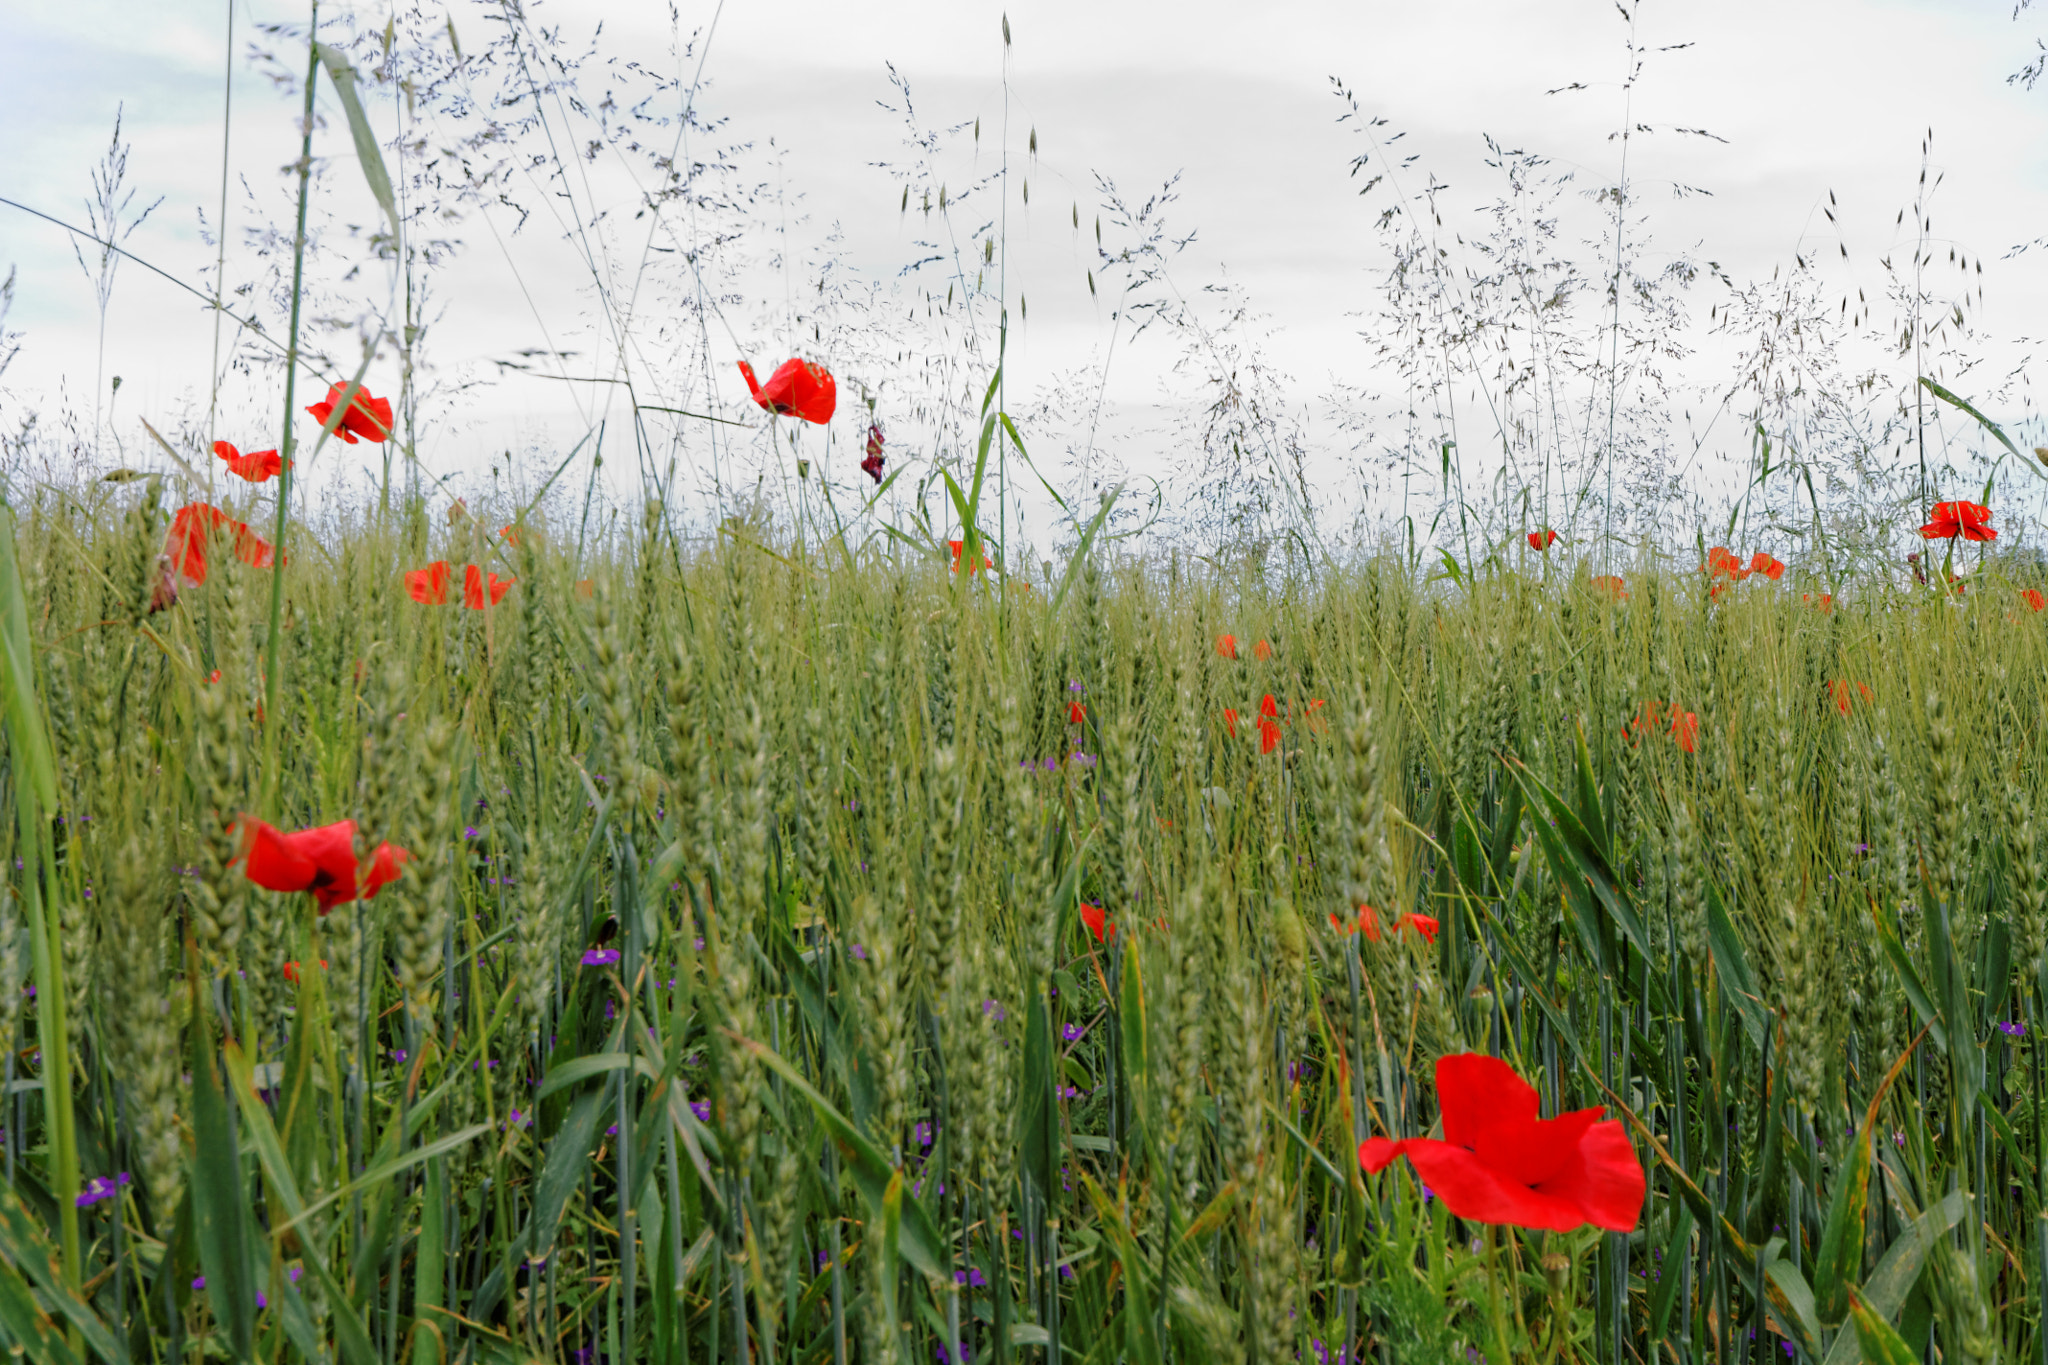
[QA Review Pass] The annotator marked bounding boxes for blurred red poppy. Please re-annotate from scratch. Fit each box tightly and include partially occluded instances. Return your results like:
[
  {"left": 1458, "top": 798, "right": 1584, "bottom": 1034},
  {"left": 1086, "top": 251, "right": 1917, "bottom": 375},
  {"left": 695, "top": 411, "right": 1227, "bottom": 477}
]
[
  {"left": 464, "top": 565, "right": 513, "bottom": 609},
  {"left": 861, "top": 423, "right": 886, "bottom": 483},
  {"left": 1749, "top": 552, "right": 1785, "bottom": 581},
  {"left": 1305, "top": 697, "right": 1329, "bottom": 734},
  {"left": 1253, "top": 638, "right": 1273, "bottom": 660},
  {"left": 281, "top": 959, "right": 328, "bottom": 985},
  {"left": 1669, "top": 707, "right": 1698, "bottom": 754},
  {"left": 1804, "top": 592, "right": 1835, "bottom": 612},
  {"left": 1338, "top": 905, "right": 1436, "bottom": 944},
  {"left": 1528, "top": 529, "right": 1558, "bottom": 551},
  {"left": 238, "top": 817, "right": 407, "bottom": 915},
  {"left": 947, "top": 539, "right": 991, "bottom": 575},
  {"left": 1258, "top": 717, "right": 1282, "bottom": 754},
  {"left": 576, "top": 579, "right": 595, "bottom": 598},
  {"left": 1590, "top": 575, "right": 1627, "bottom": 600},
  {"left": 213, "top": 441, "right": 286, "bottom": 483},
  {"left": 1260, "top": 694, "right": 1279, "bottom": 719},
  {"left": 2025, "top": 589, "right": 2045, "bottom": 613},
  {"left": 165, "top": 503, "right": 276, "bottom": 588},
  {"left": 406, "top": 561, "right": 451, "bottom": 605},
  {"left": 1922, "top": 500, "right": 1996, "bottom": 541},
  {"left": 1829, "top": 680, "right": 1875, "bottom": 716},
  {"left": 1223, "top": 708, "right": 1240, "bottom": 737},
  {"left": 1216, "top": 634, "right": 1238, "bottom": 659},
  {"left": 1360, "top": 1052, "right": 1643, "bottom": 1232},
  {"left": 1068, "top": 701, "right": 1086, "bottom": 724},
  {"left": 1079, "top": 901, "right": 1115, "bottom": 944},
  {"left": 500, "top": 524, "right": 537, "bottom": 549},
  {"left": 738, "top": 358, "right": 836, "bottom": 424},
  {"left": 305, "top": 382, "right": 394, "bottom": 444}
]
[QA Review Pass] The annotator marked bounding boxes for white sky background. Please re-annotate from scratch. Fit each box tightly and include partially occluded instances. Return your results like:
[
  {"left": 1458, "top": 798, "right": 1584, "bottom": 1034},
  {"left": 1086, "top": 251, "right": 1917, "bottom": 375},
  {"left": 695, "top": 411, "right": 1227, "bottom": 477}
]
[{"left": 2, "top": 0, "right": 2045, "bottom": 565}]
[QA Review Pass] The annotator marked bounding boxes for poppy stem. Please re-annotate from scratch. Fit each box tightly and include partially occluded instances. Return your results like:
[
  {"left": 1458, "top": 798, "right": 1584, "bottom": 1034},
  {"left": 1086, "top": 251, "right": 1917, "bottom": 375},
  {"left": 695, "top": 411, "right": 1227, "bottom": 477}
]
[{"left": 261, "top": 0, "right": 320, "bottom": 809}]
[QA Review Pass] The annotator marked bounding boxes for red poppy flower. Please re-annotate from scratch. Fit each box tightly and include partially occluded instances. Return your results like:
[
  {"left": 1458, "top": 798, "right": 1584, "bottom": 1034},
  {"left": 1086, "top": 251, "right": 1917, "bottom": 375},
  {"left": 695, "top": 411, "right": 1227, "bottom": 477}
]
[
  {"left": 1403, "top": 913, "right": 1440, "bottom": 944},
  {"left": 1258, "top": 717, "right": 1282, "bottom": 754},
  {"left": 213, "top": 441, "right": 286, "bottom": 484},
  {"left": 1253, "top": 639, "right": 1273, "bottom": 660},
  {"left": 1922, "top": 500, "right": 1995, "bottom": 541},
  {"left": 281, "top": 959, "right": 328, "bottom": 985},
  {"left": 1828, "top": 680, "right": 1875, "bottom": 716},
  {"left": 304, "top": 382, "right": 394, "bottom": 444},
  {"left": 1668, "top": 707, "right": 1698, "bottom": 754},
  {"left": 1748, "top": 552, "right": 1785, "bottom": 581},
  {"left": 464, "top": 565, "right": 513, "bottom": 609},
  {"left": 861, "top": 423, "right": 886, "bottom": 483},
  {"left": 738, "top": 358, "right": 836, "bottom": 425},
  {"left": 500, "top": 524, "right": 536, "bottom": 549},
  {"left": 1079, "top": 901, "right": 1115, "bottom": 944},
  {"left": 1528, "top": 529, "right": 1558, "bottom": 551},
  {"left": 237, "top": 817, "right": 408, "bottom": 915},
  {"left": 405, "top": 561, "right": 451, "bottom": 605},
  {"left": 946, "top": 539, "right": 992, "bottom": 575},
  {"left": 1305, "top": 697, "right": 1329, "bottom": 734},
  {"left": 2025, "top": 589, "right": 2045, "bottom": 613},
  {"left": 1216, "top": 634, "right": 1238, "bottom": 660},
  {"left": 1590, "top": 575, "right": 1627, "bottom": 600},
  {"left": 1337, "top": 905, "right": 1436, "bottom": 944},
  {"left": 576, "top": 579, "right": 595, "bottom": 598},
  {"left": 1803, "top": 592, "right": 1834, "bottom": 612},
  {"left": 1068, "top": 701, "right": 1086, "bottom": 724},
  {"left": 1704, "top": 546, "right": 1734, "bottom": 574},
  {"left": 206, "top": 670, "right": 222, "bottom": 684},
  {"left": 165, "top": 503, "right": 276, "bottom": 588},
  {"left": 1359, "top": 1052, "right": 1643, "bottom": 1232},
  {"left": 1223, "top": 708, "right": 1240, "bottom": 737},
  {"left": 1259, "top": 694, "right": 1279, "bottom": 720}
]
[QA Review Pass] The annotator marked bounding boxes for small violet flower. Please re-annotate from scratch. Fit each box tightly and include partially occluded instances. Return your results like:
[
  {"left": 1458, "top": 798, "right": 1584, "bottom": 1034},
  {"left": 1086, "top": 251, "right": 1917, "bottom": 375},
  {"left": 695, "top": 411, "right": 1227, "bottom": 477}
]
[{"left": 582, "top": 947, "right": 622, "bottom": 967}]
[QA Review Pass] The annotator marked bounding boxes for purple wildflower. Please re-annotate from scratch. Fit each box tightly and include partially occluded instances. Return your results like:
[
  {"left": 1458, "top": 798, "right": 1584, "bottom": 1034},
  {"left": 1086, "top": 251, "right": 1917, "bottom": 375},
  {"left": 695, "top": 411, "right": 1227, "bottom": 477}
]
[{"left": 582, "top": 947, "right": 622, "bottom": 967}]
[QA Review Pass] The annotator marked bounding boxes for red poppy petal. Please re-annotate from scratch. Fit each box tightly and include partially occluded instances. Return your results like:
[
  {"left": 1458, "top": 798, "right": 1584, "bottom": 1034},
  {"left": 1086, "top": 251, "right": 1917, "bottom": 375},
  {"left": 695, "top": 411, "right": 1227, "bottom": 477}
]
[
  {"left": 1434, "top": 1052, "right": 1540, "bottom": 1150},
  {"left": 1260, "top": 694, "right": 1278, "bottom": 719},
  {"left": 1359, "top": 1137, "right": 1408, "bottom": 1173},
  {"left": 1470, "top": 1105, "right": 1601, "bottom": 1187},
  {"left": 240, "top": 818, "right": 317, "bottom": 893},
  {"left": 1530, "top": 1116, "right": 1645, "bottom": 1233},
  {"left": 737, "top": 360, "right": 766, "bottom": 407},
  {"left": 1401, "top": 1139, "right": 1597, "bottom": 1231},
  {"left": 363, "top": 842, "right": 409, "bottom": 901}
]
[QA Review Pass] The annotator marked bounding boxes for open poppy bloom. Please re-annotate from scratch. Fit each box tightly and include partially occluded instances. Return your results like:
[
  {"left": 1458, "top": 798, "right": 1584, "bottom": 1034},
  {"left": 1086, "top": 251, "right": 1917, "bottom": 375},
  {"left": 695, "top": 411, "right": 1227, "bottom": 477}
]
[
  {"left": 1360, "top": 1052, "right": 1643, "bottom": 1232},
  {"left": 281, "top": 959, "right": 328, "bottom": 985},
  {"left": 1590, "top": 575, "right": 1627, "bottom": 600},
  {"left": 1068, "top": 701, "right": 1087, "bottom": 724},
  {"left": 1749, "top": 552, "right": 1785, "bottom": 581},
  {"left": 1335, "top": 905, "right": 1438, "bottom": 944},
  {"left": 165, "top": 503, "right": 276, "bottom": 589},
  {"left": 238, "top": 817, "right": 407, "bottom": 915},
  {"left": 1528, "top": 529, "right": 1558, "bottom": 551},
  {"left": 1216, "top": 634, "right": 1238, "bottom": 660},
  {"left": 1253, "top": 639, "right": 1273, "bottom": 660},
  {"left": 405, "top": 561, "right": 451, "bottom": 605},
  {"left": 861, "top": 423, "right": 886, "bottom": 483},
  {"left": 464, "top": 564, "right": 513, "bottom": 609},
  {"left": 738, "top": 358, "right": 836, "bottom": 425},
  {"left": 304, "top": 382, "right": 394, "bottom": 444},
  {"left": 1079, "top": 901, "right": 1115, "bottom": 944},
  {"left": 213, "top": 441, "right": 286, "bottom": 483},
  {"left": 946, "top": 539, "right": 992, "bottom": 575},
  {"left": 1921, "top": 500, "right": 1995, "bottom": 541},
  {"left": 2025, "top": 589, "right": 2045, "bottom": 613}
]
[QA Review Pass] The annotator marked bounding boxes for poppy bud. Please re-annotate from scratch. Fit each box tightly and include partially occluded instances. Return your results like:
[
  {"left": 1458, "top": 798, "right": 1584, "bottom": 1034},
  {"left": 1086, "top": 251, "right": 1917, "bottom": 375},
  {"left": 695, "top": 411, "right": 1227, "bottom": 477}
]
[{"left": 1542, "top": 1253, "right": 1572, "bottom": 1294}]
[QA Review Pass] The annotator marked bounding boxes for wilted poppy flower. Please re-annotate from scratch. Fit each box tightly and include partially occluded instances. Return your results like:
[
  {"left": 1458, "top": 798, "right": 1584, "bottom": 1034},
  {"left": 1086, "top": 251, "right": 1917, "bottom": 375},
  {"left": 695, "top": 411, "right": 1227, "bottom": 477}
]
[
  {"left": 1528, "top": 529, "right": 1558, "bottom": 551},
  {"left": 947, "top": 539, "right": 992, "bottom": 575},
  {"left": 1921, "top": 500, "right": 1996, "bottom": 541},
  {"left": 165, "top": 503, "right": 276, "bottom": 588},
  {"left": 1749, "top": 552, "right": 1785, "bottom": 581},
  {"left": 1590, "top": 575, "right": 1627, "bottom": 600},
  {"left": 1361, "top": 1052, "right": 1643, "bottom": 1232},
  {"left": 1079, "top": 901, "right": 1115, "bottom": 944},
  {"left": 305, "top": 382, "right": 394, "bottom": 444},
  {"left": 213, "top": 441, "right": 286, "bottom": 483},
  {"left": 446, "top": 499, "right": 468, "bottom": 524},
  {"left": 238, "top": 817, "right": 407, "bottom": 915},
  {"left": 1253, "top": 638, "right": 1273, "bottom": 660},
  {"left": 464, "top": 564, "right": 513, "bottom": 609},
  {"left": 406, "top": 561, "right": 451, "bottom": 605},
  {"left": 1216, "top": 634, "right": 1238, "bottom": 659},
  {"left": 2025, "top": 589, "right": 2045, "bottom": 613},
  {"left": 738, "top": 358, "right": 836, "bottom": 425},
  {"left": 861, "top": 423, "right": 886, "bottom": 483},
  {"left": 281, "top": 959, "right": 328, "bottom": 985}
]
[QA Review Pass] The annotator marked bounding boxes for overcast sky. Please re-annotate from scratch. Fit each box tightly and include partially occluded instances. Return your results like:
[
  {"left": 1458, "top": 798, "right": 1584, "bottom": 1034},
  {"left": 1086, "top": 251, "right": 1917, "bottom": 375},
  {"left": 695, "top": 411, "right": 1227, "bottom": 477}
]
[{"left": 3, "top": 0, "right": 2044, "bottom": 552}]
